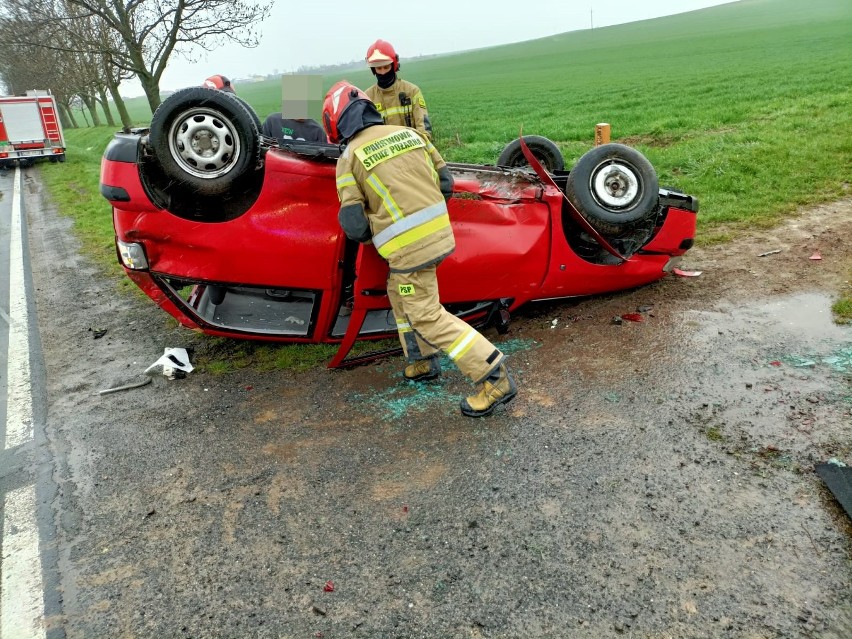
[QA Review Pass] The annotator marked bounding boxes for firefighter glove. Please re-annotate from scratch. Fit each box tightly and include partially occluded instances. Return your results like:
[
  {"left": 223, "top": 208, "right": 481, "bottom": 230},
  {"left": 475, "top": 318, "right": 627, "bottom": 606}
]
[{"left": 438, "top": 166, "right": 454, "bottom": 201}]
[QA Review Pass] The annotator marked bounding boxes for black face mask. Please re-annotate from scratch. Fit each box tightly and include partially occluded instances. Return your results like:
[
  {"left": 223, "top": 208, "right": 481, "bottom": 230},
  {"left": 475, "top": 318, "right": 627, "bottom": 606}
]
[{"left": 376, "top": 69, "right": 396, "bottom": 89}]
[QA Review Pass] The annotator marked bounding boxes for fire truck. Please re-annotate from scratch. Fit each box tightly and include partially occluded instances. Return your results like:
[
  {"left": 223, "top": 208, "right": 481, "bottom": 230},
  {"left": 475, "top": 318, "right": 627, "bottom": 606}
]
[{"left": 0, "top": 90, "right": 66, "bottom": 168}]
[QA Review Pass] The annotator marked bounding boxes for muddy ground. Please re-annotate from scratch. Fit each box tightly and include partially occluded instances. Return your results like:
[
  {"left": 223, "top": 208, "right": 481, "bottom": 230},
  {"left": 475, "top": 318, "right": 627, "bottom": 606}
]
[{"left": 25, "top": 168, "right": 852, "bottom": 639}]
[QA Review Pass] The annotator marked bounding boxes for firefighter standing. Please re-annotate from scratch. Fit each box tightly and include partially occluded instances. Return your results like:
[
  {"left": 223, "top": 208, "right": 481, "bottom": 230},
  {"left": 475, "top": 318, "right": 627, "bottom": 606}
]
[
  {"left": 322, "top": 81, "right": 517, "bottom": 417},
  {"left": 364, "top": 40, "right": 432, "bottom": 140}
]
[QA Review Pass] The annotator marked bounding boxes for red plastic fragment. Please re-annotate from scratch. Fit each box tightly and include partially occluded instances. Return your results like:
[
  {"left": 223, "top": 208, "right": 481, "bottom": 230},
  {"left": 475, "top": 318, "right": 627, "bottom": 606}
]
[
  {"left": 323, "top": 580, "right": 334, "bottom": 592},
  {"left": 621, "top": 313, "right": 644, "bottom": 322},
  {"left": 809, "top": 251, "right": 822, "bottom": 261},
  {"left": 769, "top": 360, "right": 782, "bottom": 367},
  {"left": 402, "top": 503, "right": 409, "bottom": 513}
]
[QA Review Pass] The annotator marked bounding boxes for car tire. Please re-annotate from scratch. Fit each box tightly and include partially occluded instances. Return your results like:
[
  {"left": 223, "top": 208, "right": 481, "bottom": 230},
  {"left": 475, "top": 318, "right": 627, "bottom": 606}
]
[
  {"left": 565, "top": 143, "right": 659, "bottom": 236},
  {"left": 497, "top": 135, "right": 565, "bottom": 172},
  {"left": 149, "top": 87, "right": 261, "bottom": 196},
  {"left": 234, "top": 95, "right": 262, "bottom": 133}
]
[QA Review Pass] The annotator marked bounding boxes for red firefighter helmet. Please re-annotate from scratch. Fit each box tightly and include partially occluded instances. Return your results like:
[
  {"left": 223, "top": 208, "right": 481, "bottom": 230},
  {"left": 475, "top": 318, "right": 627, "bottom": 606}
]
[
  {"left": 322, "top": 80, "right": 371, "bottom": 144},
  {"left": 365, "top": 39, "right": 400, "bottom": 71},
  {"left": 203, "top": 74, "right": 235, "bottom": 93}
]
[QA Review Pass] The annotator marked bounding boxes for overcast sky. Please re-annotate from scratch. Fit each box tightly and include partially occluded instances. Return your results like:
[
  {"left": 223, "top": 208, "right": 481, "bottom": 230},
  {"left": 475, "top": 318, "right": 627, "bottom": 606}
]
[{"left": 134, "top": 0, "right": 737, "bottom": 95}]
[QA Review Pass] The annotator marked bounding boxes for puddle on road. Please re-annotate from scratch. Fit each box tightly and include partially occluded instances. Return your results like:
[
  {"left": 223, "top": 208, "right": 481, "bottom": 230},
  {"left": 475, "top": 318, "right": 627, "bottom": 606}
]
[
  {"left": 685, "top": 293, "right": 850, "bottom": 351},
  {"left": 679, "top": 292, "right": 852, "bottom": 391},
  {"left": 674, "top": 292, "right": 851, "bottom": 466}
]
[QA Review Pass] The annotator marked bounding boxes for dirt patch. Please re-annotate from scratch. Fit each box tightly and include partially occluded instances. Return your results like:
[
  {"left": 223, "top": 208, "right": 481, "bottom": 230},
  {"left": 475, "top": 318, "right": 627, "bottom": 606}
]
[{"left": 681, "top": 198, "right": 852, "bottom": 301}]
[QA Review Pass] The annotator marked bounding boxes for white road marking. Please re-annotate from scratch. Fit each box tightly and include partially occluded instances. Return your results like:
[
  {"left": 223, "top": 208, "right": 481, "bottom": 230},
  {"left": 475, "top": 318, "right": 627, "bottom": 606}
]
[
  {"left": 6, "top": 167, "right": 33, "bottom": 450},
  {"left": 2, "top": 485, "right": 46, "bottom": 639},
  {"left": 2, "top": 167, "right": 47, "bottom": 639}
]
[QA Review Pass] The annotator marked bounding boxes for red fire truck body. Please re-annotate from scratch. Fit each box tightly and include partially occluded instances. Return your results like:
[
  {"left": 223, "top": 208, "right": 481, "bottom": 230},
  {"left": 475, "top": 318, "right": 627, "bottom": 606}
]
[{"left": 0, "top": 91, "right": 66, "bottom": 167}]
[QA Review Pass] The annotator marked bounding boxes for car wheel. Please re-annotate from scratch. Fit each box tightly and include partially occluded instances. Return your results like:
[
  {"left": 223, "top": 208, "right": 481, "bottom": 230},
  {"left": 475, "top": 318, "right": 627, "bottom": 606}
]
[
  {"left": 497, "top": 135, "right": 565, "bottom": 172},
  {"left": 57, "top": 153, "right": 66, "bottom": 163},
  {"left": 565, "top": 143, "right": 659, "bottom": 236},
  {"left": 149, "top": 87, "right": 261, "bottom": 196}
]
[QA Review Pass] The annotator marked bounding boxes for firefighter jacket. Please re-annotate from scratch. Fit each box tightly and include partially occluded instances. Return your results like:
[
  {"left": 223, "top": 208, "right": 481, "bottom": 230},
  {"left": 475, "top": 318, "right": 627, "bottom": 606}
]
[
  {"left": 335, "top": 125, "right": 454, "bottom": 273},
  {"left": 365, "top": 79, "right": 432, "bottom": 139}
]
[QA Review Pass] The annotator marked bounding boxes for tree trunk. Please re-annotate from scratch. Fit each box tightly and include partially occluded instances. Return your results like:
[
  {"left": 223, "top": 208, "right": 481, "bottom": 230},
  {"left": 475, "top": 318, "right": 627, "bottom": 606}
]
[
  {"left": 138, "top": 72, "right": 161, "bottom": 113},
  {"left": 81, "top": 94, "right": 100, "bottom": 126},
  {"left": 78, "top": 105, "right": 91, "bottom": 127},
  {"left": 105, "top": 74, "right": 133, "bottom": 130},
  {"left": 59, "top": 102, "right": 79, "bottom": 129},
  {"left": 98, "top": 87, "right": 116, "bottom": 127}
]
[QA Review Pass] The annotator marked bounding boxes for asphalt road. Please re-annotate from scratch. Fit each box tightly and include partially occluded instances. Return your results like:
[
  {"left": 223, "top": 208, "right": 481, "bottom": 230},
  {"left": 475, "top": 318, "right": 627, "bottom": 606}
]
[
  {"left": 2, "top": 167, "right": 851, "bottom": 638},
  {"left": 0, "top": 167, "right": 62, "bottom": 639}
]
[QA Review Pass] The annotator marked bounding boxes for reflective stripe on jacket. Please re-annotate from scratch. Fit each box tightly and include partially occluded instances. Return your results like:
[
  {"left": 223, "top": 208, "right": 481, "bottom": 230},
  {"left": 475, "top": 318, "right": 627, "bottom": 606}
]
[{"left": 336, "top": 125, "right": 454, "bottom": 273}]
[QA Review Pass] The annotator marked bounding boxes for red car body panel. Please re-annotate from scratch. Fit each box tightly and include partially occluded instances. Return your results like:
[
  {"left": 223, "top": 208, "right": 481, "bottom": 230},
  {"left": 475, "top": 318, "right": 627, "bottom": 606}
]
[{"left": 101, "top": 134, "right": 697, "bottom": 366}]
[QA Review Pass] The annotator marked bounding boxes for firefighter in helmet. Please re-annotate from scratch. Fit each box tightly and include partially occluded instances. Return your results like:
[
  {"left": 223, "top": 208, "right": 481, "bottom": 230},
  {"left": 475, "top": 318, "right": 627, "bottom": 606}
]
[
  {"left": 364, "top": 39, "right": 432, "bottom": 140},
  {"left": 323, "top": 81, "right": 518, "bottom": 417},
  {"left": 203, "top": 74, "right": 235, "bottom": 93}
]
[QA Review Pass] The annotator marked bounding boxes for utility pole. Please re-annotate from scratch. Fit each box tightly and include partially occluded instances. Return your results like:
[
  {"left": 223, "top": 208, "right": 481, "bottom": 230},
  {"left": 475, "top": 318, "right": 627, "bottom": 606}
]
[{"left": 590, "top": 8, "right": 594, "bottom": 30}]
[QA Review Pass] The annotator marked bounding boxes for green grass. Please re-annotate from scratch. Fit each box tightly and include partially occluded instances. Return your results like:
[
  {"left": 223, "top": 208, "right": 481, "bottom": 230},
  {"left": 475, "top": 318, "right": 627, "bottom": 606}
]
[
  {"left": 706, "top": 425, "right": 726, "bottom": 442},
  {"left": 39, "top": 128, "right": 130, "bottom": 279},
  {"left": 193, "top": 338, "right": 400, "bottom": 375},
  {"left": 41, "top": 0, "right": 852, "bottom": 365},
  {"left": 194, "top": 339, "right": 338, "bottom": 375},
  {"left": 70, "top": 0, "right": 852, "bottom": 238},
  {"left": 833, "top": 285, "right": 852, "bottom": 324}
]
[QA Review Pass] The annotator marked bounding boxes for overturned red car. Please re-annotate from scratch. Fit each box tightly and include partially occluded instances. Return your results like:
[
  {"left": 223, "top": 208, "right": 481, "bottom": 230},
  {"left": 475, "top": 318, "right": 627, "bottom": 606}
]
[{"left": 99, "top": 87, "right": 698, "bottom": 367}]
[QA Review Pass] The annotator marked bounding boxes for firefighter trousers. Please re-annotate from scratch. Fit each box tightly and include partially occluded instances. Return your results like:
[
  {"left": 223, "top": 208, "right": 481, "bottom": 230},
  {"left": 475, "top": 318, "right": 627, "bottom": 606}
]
[{"left": 388, "top": 266, "right": 504, "bottom": 384}]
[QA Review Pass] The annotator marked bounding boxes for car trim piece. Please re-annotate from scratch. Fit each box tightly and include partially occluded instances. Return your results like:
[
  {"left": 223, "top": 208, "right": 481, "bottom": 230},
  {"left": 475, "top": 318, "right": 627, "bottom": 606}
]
[
  {"left": 100, "top": 184, "right": 130, "bottom": 202},
  {"left": 103, "top": 134, "right": 140, "bottom": 163}
]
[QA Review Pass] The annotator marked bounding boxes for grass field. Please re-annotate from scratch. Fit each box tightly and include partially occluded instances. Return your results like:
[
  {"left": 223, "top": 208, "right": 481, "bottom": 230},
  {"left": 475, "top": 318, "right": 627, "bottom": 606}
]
[{"left": 36, "top": 0, "right": 852, "bottom": 368}]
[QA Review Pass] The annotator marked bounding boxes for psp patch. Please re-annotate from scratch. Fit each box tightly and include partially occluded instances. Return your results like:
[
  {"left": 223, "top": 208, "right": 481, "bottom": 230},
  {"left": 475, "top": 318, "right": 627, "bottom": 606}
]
[
  {"left": 398, "top": 284, "right": 416, "bottom": 296},
  {"left": 355, "top": 129, "right": 425, "bottom": 171}
]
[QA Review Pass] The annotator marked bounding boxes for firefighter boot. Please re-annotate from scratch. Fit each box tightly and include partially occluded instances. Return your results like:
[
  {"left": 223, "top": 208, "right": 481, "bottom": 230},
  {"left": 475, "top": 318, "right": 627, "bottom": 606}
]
[
  {"left": 460, "top": 364, "right": 517, "bottom": 417},
  {"left": 404, "top": 356, "right": 442, "bottom": 382}
]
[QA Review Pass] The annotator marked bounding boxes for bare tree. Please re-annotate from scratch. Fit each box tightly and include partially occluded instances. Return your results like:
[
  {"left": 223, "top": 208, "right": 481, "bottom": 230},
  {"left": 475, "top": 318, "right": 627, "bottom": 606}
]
[
  {"left": 64, "top": 0, "right": 274, "bottom": 112},
  {"left": 0, "top": 0, "right": 129, "bottom": 127},
  {"left": 1, "top": 0, "right": 271, "bottom": 125}
]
